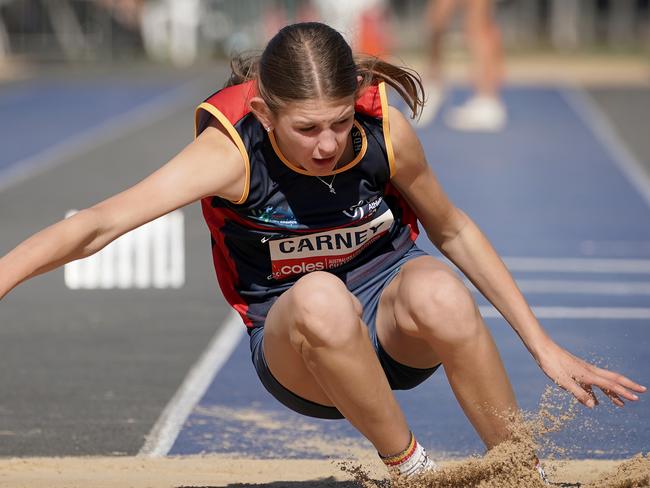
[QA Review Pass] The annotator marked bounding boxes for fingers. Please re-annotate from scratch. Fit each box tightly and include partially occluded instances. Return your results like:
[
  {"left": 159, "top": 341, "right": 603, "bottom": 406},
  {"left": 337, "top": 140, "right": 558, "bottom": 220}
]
[
  {"left": 559, "top": 373, "right": 638, "bottom": 409},
  {"left": 581, "top": 384, "right": 599, "bottom": 407},
  {"left": 578, "top": 370, "right": 644, "bottom": 407},
  {"left": 584, "top": 370, "right": 643, "bottom": 403},
  {"left": 556, "top": 376, "right": 597, "bottom": 408},
  {"left": 590, "top": 366, "right": 647, "bottom": 394},
  {"left": 544, "top": 350, "right": 647, "bottom": 408},
  {"left": 601, "top": 388, "right": 625, "bottom": 408}
]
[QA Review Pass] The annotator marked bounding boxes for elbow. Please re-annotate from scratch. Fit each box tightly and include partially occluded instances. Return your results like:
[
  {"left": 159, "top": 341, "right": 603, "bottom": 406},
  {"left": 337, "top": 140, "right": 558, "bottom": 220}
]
[{"left": 70, "top": 207, "right": 110, "bottom": 257}]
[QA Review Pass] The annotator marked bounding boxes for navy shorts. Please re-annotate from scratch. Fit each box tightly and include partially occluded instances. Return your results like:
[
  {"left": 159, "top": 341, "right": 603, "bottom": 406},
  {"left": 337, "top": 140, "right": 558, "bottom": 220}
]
[{"left": 249, "top": 245, "right": 441, "bottom": 420}]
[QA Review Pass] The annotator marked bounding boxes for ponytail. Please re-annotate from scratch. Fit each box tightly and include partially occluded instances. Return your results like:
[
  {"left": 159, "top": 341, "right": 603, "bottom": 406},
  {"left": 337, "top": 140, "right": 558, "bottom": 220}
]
[
  {"left": 224, "top": 52, "right": 260, "bottom": 88},
  {"left": 355, "top": 55, "right": 425, "bottom": 119}
]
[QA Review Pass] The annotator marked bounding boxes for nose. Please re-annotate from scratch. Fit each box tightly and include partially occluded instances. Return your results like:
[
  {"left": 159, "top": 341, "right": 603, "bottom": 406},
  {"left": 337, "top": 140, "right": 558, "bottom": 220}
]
[{"left": 315, "top": 130, "right": 337, "bottom": 158}]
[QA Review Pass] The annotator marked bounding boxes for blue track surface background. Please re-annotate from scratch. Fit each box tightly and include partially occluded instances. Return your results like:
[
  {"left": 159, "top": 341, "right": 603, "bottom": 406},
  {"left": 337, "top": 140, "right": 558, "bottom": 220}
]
[
  {"left": 169, "top": 86, "right": 650, "bottom": 460},
  {"left": 0, "top": 78, "right": 183, "bottom": 172}
]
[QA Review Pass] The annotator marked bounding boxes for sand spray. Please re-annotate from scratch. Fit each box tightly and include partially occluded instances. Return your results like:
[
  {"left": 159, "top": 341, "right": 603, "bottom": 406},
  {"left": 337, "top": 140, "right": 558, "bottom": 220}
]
[{"left": 340, "top": 386, "right": 649, "bottom": 487}]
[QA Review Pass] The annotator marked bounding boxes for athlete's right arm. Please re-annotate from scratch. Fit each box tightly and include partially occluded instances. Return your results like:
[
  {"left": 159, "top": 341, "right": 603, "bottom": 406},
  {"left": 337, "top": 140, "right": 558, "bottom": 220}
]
[{"left": 0, "top": 121, "right": 245, "bottom": 300}]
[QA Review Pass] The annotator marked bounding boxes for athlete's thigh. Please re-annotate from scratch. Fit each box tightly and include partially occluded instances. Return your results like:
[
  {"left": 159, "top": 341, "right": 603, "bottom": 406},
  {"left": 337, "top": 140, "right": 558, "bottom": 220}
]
[
  {"left": 263, "top": 285, "right": 335, "bottom": 407},
  {"left": 375, "top": 255, "right": 449, "bottom": 369}
]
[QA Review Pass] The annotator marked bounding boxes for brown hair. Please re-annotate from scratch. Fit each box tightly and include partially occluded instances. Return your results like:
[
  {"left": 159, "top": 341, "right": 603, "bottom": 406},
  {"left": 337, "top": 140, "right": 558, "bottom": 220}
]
[{"left": 225, "top": 22, "right": 424, "bottom": 118}]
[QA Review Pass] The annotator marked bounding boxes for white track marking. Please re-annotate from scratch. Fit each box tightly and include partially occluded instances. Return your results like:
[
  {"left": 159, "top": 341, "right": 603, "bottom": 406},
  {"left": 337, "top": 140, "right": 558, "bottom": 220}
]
[
  {"left": 503, "top": 257, "right": 650, "bottom": 274},
  {"left": 561, "top": 86, "right": 650, "bottom": 209},
  {"left": 479, "top": 306, "right": 650, "bottom": 320},
  {"left": 64, "top": 210, "right": 185, "bottom": 289},
  {"left": 139, "top": 310, "right": 246, "bottom": 457},
  {"left": 0, "top": 79, "right": 203, "bottom": 194},
  {"left": 466, "top": 279, "right": 650, "bottom": 295}
]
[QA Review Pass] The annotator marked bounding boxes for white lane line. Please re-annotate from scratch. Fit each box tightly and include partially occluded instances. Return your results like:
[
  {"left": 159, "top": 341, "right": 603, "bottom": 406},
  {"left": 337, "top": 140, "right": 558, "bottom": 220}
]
[
  {"left": 467, "top": 279, "right": 650, "bottom": 295},
  {"left": 480, "top": 306, "right": 650, "bottom": 320},
  {"left": 503, "top": 257, "right": 650, "bottom": 274},
  {"left": 138, "top": 310, "right": 246, "bottom": 457},
  {"left": 0, "top": 79, "right": 203, "bottom": 194},
  {"left": 561, "top": 86, "right": 650, "bottom": 210}
]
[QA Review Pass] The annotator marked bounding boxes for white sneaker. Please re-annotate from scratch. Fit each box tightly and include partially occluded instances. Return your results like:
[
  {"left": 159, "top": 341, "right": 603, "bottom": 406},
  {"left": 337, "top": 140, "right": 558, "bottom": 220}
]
[
  {"left": 388, "top": 443, "right": 438, "bottom": 480},
  {"left": 445, "top": 95, "right": 507, "bottom": 132},
  {"left": 412, "top": 80, "right": 444, "bottom": 128},
  {"left": 536, "top": 461, "right": 550, "bottom": 485}
]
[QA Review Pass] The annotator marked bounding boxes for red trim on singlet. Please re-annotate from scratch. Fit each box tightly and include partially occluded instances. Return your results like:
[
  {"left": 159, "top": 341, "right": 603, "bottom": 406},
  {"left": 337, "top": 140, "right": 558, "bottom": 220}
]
[
  {"left": 201, "top": 200, "right": 253, "bottom": 327},
  {"left": 384, "top": 181, "right": 419, "bottom": 242},
  {"left": 198, "top": 81, "right": 383, "bottom": 135},
  {"left": 355, "top": 84, "right": 383, "bottom": 118},
  {"left": 203, "top": 80, "right": 257, "bottom": 125}
]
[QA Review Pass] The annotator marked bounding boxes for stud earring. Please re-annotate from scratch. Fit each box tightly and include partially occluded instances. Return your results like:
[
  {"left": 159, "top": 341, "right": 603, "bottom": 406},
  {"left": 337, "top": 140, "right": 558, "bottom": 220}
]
[{"left": 265, "top": 126, "right": 272, "bottom": 133}]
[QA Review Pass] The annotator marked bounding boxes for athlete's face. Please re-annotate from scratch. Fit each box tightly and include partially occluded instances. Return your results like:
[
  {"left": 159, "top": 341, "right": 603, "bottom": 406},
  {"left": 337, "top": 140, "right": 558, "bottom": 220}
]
[{"left": 271, "top": 96, "right": 356, "bottom": 175}]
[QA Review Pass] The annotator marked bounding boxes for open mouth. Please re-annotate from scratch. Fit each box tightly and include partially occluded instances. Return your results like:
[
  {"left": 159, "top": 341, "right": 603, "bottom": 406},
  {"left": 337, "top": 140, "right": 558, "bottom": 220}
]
[{"left": 312, "top": 156, "right": 335, "bottom": 166}]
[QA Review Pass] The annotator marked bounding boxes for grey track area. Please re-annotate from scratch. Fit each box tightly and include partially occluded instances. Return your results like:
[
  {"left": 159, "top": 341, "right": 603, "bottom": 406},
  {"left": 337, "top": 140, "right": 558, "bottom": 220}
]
[{"left": 0, "top": 64, "right": 233, "bottom": 456}]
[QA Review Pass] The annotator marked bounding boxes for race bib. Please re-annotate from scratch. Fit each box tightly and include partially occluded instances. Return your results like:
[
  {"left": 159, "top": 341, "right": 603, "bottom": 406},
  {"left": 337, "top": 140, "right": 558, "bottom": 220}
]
[{"left": 268, "top": 209, "right": 394, "bottom": 280}]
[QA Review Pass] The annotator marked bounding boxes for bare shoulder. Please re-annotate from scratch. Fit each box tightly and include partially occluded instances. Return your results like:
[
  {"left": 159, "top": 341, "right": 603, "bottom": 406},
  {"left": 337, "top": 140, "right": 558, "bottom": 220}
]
[
  {"left": 189, "top": 118, "right": 247, "bottom": 202},
  {"left": 386, "top": 105, "right": 428, "bottom": 181},
  {"left": 87, "top": 117, "right": 247, "bottom": 239},
  {"left": 386, "top": 105, "right": 418, "bottom": 144}
]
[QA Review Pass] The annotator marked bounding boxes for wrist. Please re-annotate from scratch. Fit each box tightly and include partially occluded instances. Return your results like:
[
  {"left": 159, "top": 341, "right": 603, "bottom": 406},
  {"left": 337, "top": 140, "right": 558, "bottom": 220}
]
[{"left": 526, "top": 332, "right": 555, "bottom": 362}]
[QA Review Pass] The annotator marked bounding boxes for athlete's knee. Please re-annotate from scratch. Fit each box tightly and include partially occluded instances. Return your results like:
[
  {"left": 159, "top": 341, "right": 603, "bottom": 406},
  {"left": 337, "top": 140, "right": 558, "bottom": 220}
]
[
  {"left": 290, "top": 272, "right": 363, "bottom": 348},
  {"left": 395, "top": 266, "right": 478, "bottom": 344}
]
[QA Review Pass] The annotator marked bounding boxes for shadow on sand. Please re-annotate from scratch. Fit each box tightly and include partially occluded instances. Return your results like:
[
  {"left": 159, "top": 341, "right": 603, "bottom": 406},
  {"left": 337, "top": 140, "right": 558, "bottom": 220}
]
[{"left": 177, "top": 479, "right": 367, "bottom": 488}]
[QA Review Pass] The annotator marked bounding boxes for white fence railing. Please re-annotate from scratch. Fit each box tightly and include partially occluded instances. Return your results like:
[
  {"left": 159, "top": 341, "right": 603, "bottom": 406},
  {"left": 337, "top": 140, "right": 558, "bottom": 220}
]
[{"left": 64, "top": 210, "right": 185, "bottom": 290}]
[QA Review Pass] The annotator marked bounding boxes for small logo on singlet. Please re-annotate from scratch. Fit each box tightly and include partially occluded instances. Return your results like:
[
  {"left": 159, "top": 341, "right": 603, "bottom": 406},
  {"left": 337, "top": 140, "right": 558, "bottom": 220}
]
[
  {"left": 342, "top": 196, "right": 383, "bottom": 220},
  {"left": 249, "top": 204, "right": 299, "bottom": 227},
  {"left": 267, "top": 209, "right": 394, "bottom": 280}
]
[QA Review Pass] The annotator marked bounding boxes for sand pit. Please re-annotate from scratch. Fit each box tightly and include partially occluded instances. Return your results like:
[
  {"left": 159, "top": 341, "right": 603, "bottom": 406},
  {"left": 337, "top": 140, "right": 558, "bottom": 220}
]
[
  {"left": 0, "top": 454, "right": 648, "bottom": 488},
  {"left": 2, "top": 388, "right": 647, "bottom": 487}
]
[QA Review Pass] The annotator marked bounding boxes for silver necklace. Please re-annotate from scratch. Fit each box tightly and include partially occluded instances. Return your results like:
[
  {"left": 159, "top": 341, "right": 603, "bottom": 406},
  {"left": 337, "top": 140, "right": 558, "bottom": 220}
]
[{"left": 315, "top": 173, "right": 337, "bottom": 194}]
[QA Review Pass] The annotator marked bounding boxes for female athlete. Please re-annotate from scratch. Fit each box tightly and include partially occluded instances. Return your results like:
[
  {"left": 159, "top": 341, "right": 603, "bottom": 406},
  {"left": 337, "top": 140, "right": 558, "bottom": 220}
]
[{"left": 0, "top": 22, "right": 645, "bottom": 482}]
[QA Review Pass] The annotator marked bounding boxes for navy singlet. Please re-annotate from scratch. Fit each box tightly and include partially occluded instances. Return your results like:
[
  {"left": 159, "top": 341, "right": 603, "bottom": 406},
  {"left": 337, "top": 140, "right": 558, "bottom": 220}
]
[{"left": 196, "top": 80, "right": 420, "bottom": 330}]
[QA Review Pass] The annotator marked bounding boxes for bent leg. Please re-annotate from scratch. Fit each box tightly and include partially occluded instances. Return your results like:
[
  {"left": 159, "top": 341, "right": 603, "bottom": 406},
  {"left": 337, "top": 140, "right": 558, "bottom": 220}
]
[
  {"left": 376, "top": 256, "right": 517, "bottom": 449},
  {"left": 263, "top": 271, "right": 410, "bottom": 456},
  {"left": 425, "top": 0, "right": 459, "bottom": 79}
]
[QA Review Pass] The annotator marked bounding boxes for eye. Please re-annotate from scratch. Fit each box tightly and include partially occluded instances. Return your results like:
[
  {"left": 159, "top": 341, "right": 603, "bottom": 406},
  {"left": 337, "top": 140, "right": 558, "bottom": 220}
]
[
  {"left": 336, "top": 117, "right": 353, "bottom": 125},
  {"left": 298, "top": 126, "right": 316, "bottom": 132}
]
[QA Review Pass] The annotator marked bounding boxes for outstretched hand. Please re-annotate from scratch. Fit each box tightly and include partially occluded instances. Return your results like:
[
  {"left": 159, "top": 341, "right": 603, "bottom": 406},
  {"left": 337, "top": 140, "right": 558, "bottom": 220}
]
[{"left": 536, "top": 341, "right": 646, "bottom": 408}]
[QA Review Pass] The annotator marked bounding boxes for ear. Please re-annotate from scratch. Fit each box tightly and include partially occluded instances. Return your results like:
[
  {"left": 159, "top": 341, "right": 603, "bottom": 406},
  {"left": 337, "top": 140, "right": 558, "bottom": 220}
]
[
  {"left": 248, "top": 97, "right": 274, "bottom": 131},
  {"left": 355, "top": 74, "right": 365, "bottom": 99}
]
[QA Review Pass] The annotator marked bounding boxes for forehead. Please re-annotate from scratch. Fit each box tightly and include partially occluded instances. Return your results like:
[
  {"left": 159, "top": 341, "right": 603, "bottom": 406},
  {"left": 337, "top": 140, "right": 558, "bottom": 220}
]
[{"left": 279, "top": 97, "right": 355, "bottom": 121}]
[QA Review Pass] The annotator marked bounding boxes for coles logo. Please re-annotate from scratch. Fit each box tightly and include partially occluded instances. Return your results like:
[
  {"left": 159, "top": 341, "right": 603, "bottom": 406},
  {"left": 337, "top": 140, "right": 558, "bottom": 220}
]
[{"left": 268, "top": 209, "right": 394, "bottom": 280}]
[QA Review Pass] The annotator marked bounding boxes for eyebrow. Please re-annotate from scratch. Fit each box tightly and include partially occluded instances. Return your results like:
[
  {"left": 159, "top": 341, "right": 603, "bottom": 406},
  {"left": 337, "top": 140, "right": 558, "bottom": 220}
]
[{"left": 293, "top": 112, "right": 354, "bottom": 125}]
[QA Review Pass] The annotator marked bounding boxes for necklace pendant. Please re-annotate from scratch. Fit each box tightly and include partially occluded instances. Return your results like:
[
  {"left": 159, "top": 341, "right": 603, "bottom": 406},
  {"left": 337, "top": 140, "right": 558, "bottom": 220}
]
[{"left": 329, "top": 187, "right": 336, "bottom": 194}]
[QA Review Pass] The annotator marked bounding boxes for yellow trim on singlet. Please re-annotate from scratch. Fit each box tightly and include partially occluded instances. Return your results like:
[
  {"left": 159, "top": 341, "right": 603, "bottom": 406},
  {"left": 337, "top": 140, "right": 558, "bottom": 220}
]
[
  {"left": 267, "top": 120, "right": 368, "bottom": 176},
  {"left": 195, "top": 102, "right": 251, "bottom": 205},
  {"left": 378, "top": 82, "right": 396, "bottom": 178}
]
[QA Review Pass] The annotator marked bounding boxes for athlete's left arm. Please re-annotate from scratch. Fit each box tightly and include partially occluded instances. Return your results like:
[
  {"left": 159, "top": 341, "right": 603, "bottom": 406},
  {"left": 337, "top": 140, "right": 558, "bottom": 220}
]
[{"left": 387, "top": 105, "right": 646, "bottom": 408}]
